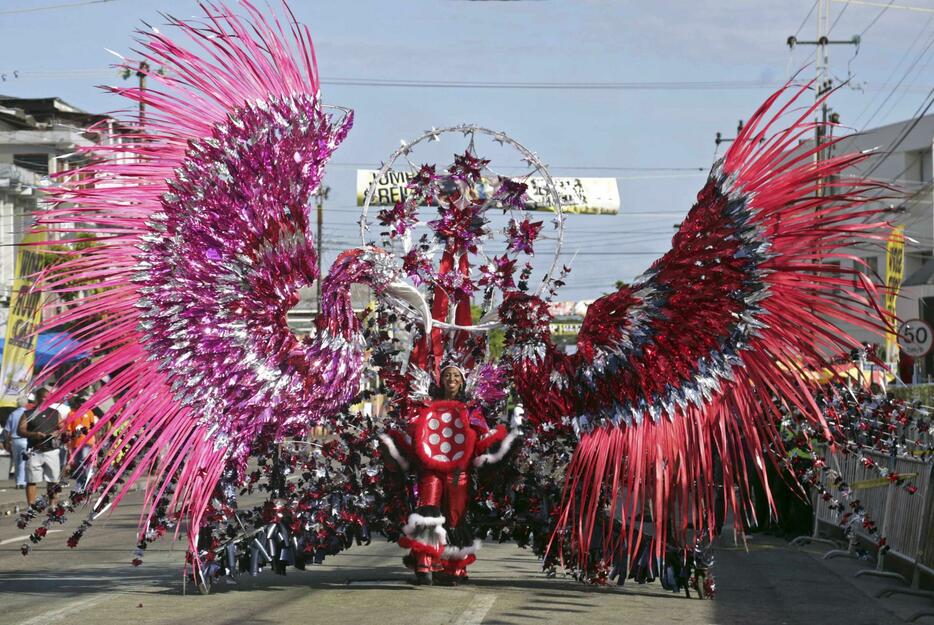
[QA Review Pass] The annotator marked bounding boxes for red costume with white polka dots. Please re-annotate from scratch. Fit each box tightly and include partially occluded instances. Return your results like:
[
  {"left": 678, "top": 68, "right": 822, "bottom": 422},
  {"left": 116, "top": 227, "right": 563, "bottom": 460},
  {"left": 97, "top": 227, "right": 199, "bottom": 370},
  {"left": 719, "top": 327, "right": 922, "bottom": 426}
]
[{"left": 385, "top": 398, "right": 512, "bottom": 582}]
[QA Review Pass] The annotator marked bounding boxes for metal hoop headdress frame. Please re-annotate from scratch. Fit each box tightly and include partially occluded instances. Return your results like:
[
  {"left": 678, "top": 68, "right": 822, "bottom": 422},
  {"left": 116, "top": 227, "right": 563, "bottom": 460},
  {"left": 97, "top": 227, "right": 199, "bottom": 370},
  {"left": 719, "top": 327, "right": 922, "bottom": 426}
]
[{"left": 358, "top": 125, "right": 565, "bottom": 333}]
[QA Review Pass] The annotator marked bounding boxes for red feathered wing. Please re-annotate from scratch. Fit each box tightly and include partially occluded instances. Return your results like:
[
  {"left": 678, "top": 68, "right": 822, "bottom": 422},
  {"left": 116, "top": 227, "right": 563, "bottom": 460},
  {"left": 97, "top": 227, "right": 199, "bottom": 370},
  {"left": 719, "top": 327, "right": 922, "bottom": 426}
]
[{"left": 512, "top": 83, "right": 894, "bottom": 569}]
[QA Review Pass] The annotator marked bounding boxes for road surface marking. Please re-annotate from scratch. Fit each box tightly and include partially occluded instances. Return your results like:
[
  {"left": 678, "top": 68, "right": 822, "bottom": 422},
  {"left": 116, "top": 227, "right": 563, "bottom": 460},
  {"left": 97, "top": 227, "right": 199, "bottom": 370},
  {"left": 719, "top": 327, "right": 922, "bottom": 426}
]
[
  {"left": 19, "top": 593, "right": 109, "bottom": 625},
  {"left": 453, "top": 593, "right": 497, "bottom": 625},
  {"left": 0, "top": 529, "right": 62, "bottom": 545}
]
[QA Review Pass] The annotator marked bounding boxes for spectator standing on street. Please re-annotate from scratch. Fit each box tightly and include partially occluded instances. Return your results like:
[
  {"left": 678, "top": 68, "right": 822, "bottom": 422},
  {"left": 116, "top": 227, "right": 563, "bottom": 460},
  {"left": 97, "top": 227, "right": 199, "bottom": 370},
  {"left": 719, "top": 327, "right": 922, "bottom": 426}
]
[
  {"left": 2, "top": 394, "right": 31, "bottom": 489},
  {"left": 65, "top": 395, "right": 98, "bottom": 488},
  {"left": 51, "top": 396, "right": 71, "bottom": 485},
  {"left": 17, "top": 388, "right": 64, "bottom": 506}
]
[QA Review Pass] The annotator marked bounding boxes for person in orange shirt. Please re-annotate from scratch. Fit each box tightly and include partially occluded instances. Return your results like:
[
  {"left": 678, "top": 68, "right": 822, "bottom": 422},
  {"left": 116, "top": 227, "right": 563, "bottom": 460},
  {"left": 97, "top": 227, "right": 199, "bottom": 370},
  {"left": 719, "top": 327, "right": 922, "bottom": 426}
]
[{"left": 65, "top": 395, "right": 98, "bottom": 489}]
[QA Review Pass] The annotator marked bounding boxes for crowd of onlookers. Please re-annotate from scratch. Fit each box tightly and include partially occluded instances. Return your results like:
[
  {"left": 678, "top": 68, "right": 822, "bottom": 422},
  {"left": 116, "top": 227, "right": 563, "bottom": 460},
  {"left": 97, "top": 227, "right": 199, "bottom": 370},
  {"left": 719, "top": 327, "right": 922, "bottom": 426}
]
[{"left": 1, "top": 389, "right": 102, "bottom": 506}]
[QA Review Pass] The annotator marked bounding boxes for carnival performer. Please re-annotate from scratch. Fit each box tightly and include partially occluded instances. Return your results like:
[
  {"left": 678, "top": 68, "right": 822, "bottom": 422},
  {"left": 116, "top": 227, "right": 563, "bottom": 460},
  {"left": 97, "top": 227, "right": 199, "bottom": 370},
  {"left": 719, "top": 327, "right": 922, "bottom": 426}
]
[
  {"left": 18, "top": 0, "right": 897, "bottom": 597},
  {"left": 381, "top": 362, "right": 519, "bottom": 585}
]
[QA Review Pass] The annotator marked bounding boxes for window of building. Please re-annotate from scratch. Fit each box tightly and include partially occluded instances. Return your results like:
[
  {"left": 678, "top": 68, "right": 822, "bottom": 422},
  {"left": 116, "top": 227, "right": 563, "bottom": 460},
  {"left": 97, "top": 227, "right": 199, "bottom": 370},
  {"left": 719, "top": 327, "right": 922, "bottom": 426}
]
[
  {"left": 825, "top": 260, "right": 842, "bottom": 295},
  {"left": 904, "top": 149, "right": 932, "bottom": 187},
  {"left": 920, "top": 148, "right": 932, "bottom": 184},
  {"left": 12, "top": 154, "right": 48, "bottom": 175}
]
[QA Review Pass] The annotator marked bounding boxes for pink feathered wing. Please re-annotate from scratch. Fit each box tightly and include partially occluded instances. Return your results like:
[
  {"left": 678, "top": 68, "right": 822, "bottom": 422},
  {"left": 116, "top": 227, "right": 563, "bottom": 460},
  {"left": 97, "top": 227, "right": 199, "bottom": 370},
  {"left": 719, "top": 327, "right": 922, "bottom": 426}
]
[{"left": 32, "top": 2, "right": 375, "bottom": 564}]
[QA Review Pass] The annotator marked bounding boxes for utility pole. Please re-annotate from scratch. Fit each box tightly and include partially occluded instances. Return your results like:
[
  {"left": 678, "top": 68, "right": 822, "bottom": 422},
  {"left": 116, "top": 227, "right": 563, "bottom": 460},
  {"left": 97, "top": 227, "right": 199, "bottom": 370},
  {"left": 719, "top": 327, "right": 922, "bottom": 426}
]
[
  {"left": 136, "top": 61, "right": 150, "bottom": 131},
  {"left": 714, "top": 119, "right": 746, "bottom": 152},
  {"left": 787, "top": 0, "right": 860, "bottom": 283},
  {"left": 787, "top": 0, "right": 859, "bottom": 200},
  {"left": 314, "top": 185, "right": 330, "bottom": 316}
]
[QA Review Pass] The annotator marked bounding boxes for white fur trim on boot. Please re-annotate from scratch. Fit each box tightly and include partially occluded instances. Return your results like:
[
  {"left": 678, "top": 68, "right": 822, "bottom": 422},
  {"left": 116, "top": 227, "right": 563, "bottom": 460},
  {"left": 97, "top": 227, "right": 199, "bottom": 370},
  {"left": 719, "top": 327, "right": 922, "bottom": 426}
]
[
  {"left": 473, "top": 430, "right": 520, "bottom": 467},
  {"left": 441, "top": 539, "right": 482, "bottom": 561},
  {"left": 402, "top": 513, "right": 447, "bottom": 545},
  {"left": 378, "top": 433, "right": 410, "bottom": 471}
]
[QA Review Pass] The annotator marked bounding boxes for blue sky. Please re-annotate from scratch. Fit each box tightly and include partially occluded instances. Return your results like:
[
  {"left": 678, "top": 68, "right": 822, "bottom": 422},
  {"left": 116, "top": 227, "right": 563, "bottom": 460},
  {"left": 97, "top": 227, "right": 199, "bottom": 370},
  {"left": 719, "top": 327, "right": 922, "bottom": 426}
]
[{"left": 1, "top": 0, "right": 932, "bottom": 300}]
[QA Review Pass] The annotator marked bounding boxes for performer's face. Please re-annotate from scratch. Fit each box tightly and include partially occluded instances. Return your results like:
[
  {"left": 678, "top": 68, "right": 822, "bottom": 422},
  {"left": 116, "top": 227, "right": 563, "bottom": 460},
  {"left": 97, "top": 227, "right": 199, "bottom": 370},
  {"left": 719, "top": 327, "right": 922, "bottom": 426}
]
[{"left": 441, "top": 367, "right": 464, "bottom": 399}]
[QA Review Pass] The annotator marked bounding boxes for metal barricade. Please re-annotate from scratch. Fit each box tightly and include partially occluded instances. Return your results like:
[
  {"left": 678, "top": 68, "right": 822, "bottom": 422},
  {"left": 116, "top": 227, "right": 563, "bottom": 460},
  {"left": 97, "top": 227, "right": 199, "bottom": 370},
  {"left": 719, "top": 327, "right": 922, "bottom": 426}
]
[
  {"left": 793, "top": 443, "right": 847, "bottom": 549},
  {"left": 882, "top": 453, "right": 933, "bottom": 568},
  {"left": 810, "top": 447, "right": 862, "bottom": 559},
  {"left": 805, "top": 445, "right": 934, "bottom": 590}
]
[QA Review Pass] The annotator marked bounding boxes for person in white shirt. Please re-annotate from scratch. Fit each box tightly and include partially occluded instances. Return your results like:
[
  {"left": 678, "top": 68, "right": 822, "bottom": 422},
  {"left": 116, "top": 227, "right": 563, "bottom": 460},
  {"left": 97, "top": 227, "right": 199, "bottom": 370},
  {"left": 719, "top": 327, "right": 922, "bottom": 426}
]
[
  {"left": 2, "top": 394, "right": 31, "bottom": 488},
  {"left": 17, "top": 388, "right": 64, "bottom": 506}
]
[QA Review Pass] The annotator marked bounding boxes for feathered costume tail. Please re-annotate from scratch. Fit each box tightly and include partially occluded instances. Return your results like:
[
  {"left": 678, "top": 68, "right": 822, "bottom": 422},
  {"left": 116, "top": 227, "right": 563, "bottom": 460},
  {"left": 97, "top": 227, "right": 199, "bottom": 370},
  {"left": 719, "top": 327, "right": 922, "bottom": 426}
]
[{"left": 33, "top": 2, "right": 354, "bottom": 564}]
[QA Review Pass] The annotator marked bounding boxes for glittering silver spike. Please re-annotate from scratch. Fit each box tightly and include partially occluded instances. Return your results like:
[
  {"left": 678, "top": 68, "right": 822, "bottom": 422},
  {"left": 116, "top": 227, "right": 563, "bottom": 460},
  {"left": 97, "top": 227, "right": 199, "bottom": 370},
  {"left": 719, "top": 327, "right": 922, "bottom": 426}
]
[
  {"left": 684, "top": 384, "right": 701, "bottom": 408},
  {"left": 548, "top": 369, "right": 566, "bottom": 390},
  {"left": 745, "top": 288, "right": 770, "bottom": 304},
  {"left": 630, "top": 404, "right": 643, "bottom": 426},
  {"left": 407, "top": 366, "right": 432, "bottom": 401},
  {"left": 664, "top": 385, "right": 679, "bottom": 419}
]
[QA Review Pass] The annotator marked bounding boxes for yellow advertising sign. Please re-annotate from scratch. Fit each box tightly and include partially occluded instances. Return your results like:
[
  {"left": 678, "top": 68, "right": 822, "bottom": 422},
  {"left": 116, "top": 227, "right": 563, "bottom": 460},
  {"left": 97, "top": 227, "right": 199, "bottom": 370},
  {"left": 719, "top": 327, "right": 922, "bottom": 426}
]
[
  {"left": 884, "top": 226, "right": 905, "bottom": 364},
  {"left": 0, "top": 230, "right": 49, "bottom": 407},
  {"left": 356, "top": 170, "right": 620, "bottom": 215}
]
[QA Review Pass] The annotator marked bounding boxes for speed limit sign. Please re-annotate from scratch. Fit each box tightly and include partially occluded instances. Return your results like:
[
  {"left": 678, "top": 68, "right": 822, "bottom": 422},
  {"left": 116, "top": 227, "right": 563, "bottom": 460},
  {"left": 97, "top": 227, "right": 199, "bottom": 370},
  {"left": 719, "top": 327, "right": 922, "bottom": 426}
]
[{"left": 898, "top": 319, "right": 934, "bottom": 358}]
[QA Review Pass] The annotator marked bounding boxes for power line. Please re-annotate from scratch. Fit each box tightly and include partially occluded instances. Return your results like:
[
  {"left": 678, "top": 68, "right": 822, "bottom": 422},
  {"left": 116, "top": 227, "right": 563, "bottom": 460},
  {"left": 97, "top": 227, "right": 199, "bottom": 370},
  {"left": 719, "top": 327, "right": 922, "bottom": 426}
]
[
  {"left": 859, "top": 0, "right": 895, "bottom": 35},
  {"left": 11, "top": 67, "right": 934, "bottom": 97},
  {"left": 321, "top": 78, "right": 772, "bottom": 91},
  {"left": 876, "top": 47, "right": 934, "bottom": 125},
  {"left": 838, "top": 0, "right": 934, "bottom": 15},
  {"left": 852, "top": 12, "right": 934, "bottom": 128},
  {"left": 0, "top": 0, "right": 117, "bottom": 15},
  {"left": 863, "top": 86, "right": 934, "bottom": 179},
  {"left": 860, "top": 25, "right": 934, "bottom": 129},
  {"left": 795, "top": 1, "right": 821, "bottom": 38},
  {"left": 5, "top": 70, "right": 776, "bottom": 91},
  {"left": 829, "top": 0, "right": 852, "bottom": 34},
  {"left": 479, "top": 249, "right": 666, "bottom": 256},
  {"left": 330, "top": 162, "right": 706, "bottom": 173}
]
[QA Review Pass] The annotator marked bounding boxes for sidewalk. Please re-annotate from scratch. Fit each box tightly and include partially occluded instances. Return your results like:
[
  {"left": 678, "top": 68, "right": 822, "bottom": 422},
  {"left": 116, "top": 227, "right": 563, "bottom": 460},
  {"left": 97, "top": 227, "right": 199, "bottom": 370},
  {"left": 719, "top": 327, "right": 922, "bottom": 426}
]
[
  {"left": 712, "top": 533, "right": 934, "bottom": 624},
  {"left": 0, "top": 478, "right": 28, "bottom": 518}
]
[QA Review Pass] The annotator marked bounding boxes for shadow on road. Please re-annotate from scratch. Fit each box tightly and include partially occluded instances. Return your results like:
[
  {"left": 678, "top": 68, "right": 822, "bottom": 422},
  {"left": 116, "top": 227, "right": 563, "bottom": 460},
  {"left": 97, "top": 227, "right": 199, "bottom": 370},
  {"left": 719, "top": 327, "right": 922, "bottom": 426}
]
[{"left": 0, "top": 567, "right": 179, "bottom": 595}]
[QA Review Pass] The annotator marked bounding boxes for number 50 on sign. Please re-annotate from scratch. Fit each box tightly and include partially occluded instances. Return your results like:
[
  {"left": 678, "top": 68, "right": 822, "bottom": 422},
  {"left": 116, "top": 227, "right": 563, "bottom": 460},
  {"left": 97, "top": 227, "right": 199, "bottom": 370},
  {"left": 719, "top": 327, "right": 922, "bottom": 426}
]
[{"left": 898, "top": 319, "right": 934, "bottom": 358}]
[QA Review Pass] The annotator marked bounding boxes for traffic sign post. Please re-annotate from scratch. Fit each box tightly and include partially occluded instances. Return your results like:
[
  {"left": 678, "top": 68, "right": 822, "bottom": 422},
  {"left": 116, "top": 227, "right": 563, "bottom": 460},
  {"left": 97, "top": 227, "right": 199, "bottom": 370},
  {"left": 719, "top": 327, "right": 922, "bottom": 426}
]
[{"left": 898, "top": 319, "right": 934, "bottom": 359}]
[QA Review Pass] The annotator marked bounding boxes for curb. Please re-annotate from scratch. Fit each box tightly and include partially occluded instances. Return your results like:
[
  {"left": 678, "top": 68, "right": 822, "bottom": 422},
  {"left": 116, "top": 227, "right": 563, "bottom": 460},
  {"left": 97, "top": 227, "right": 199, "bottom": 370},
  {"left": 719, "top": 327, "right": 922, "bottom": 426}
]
[{"left": 1, "top": 499, "right": 22, "bottom": 517}]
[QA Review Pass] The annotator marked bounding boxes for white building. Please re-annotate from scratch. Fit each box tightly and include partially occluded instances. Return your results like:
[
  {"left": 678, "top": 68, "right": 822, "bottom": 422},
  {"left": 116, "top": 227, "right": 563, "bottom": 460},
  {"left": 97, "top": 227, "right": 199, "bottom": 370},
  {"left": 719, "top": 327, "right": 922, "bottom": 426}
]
[
  {"left": 0, "top": 162, "right": 40, "bottom": 302},
  {"left": 830, "top": 114, "right": 934, "bottom": 379},
  {"left": 0, "top": 96, "right": 122, "bottom": 304}
]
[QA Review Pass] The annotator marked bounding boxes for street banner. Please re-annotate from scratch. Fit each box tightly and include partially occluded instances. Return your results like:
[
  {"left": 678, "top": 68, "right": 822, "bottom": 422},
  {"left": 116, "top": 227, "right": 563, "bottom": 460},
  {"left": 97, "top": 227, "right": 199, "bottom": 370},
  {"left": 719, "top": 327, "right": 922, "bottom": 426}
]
[
  {"left": 0, "top": 230, "right": 48, "bottom": 407},
  {"left": 884, "top": 226, "right": 905, "bottom": 365},
  {"left": 356, "top": 169, "right": 620, "bottom": 215}
]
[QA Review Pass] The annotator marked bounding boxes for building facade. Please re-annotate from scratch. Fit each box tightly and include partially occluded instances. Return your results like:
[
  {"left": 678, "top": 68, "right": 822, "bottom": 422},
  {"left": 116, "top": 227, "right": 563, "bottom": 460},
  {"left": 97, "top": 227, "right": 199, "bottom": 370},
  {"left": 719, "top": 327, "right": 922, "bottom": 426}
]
[
  {"left": 0, "top": 96, "right": 122, "bottom": 304},
  {"left": 831, "top": 115, "right": 934, "bottom": 379}
]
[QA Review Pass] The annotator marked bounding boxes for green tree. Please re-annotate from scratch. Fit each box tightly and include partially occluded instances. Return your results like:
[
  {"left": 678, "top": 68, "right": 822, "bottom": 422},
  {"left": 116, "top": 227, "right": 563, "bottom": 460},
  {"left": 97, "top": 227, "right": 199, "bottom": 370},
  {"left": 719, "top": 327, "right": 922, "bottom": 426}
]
[{"left": 471, "top": 304, "right": 505, "bottom": 361}]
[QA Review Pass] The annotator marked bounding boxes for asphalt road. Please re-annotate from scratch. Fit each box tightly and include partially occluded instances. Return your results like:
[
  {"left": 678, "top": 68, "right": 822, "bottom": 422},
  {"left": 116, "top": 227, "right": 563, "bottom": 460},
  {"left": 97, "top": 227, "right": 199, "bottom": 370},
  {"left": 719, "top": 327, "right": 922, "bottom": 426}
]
[{"left": 0, "top": 492, "right": 926, "bottom": 625}]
